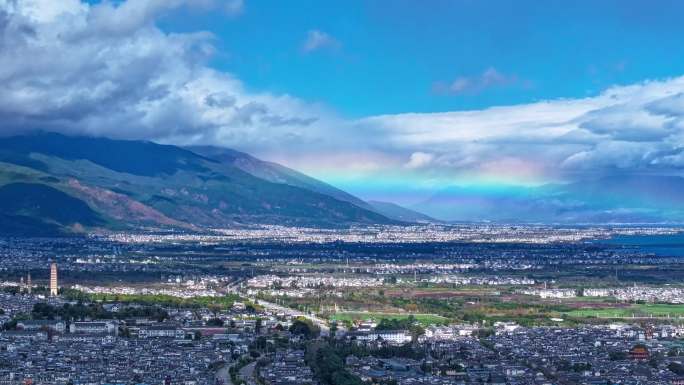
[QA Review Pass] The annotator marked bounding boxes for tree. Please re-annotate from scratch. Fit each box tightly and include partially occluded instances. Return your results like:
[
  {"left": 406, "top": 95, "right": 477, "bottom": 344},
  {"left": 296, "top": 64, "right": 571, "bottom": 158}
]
[
  {"left": 669, "top": 362, "right": 684, "bottom": 375},
  {"left": 376, "top": 318, "right": 413, "bottom": 331},
  {"left": 119, "top": 326, "right": 131, "bottom": 338},
  {"left": 255, "top": 318, "right": 263, "bottom": 334},
  {"left": 330, "top": 321, "right": 338, "bottom": 340},
  {"left": 289, "top": 318, "right": 319, "bottom": 339},
  {"left": 409, "top": 324, "right": 425, "bottom": 342},
  {"left": 309, "top": 343, "right": 364, "bottom": 385},
  {"left": 2, "top": 319, "right": 18, "bottom": 331},
  {"left": 474, "top": 328, "right": 494, "bottom": 339},
  {"left": 649, "top": 357, "right": 660, "bottom": 369},
  {"left": 330, "top": 370, "right": 363, "bottom": 385},
  {"left": 208, "top": 304, "right": 222, "bottom": 315},
  {"left": 207, "top": 318, "right": 224, "bottom": 327}
]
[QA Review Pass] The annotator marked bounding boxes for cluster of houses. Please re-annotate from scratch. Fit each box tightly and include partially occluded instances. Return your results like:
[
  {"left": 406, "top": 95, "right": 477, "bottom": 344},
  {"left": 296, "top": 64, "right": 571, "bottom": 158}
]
[
  {"left": 247, "top": 275, "right": 383, "bottom": 289},
  {"left": 487, "top": 324, "right": 684, "bottom": 384},
  {"left": 0, "top": 293, "right": 64, "bottom": 325},
  {"left": 338, "top": 320, "right": 684, "bottom": 384},
  {"left": 428, "top": 276, "right": 536, "bottom": 286},
  {"left": 0, "top": 334, "right": 229, "bottom": 385},
  {"left": 345, "top": 338, "right": 531, "bottom": 385},
  {"left": 518, "top": 288, "right": 578, "bottom": 299},
  {"left": 521, "top": 286, "right": 684, "bottom": 304},
  {"left": 258, "top": 350, "right": 316, "bottom": 385},
  {"left": 0, "top": 295, "right": 302, "bottom": 385},
  {"left": 71, "top": 279, "right": 226, "bottom": 299},
  {"left": 584, "top": 286, "right": 684, "bottom": 304}
]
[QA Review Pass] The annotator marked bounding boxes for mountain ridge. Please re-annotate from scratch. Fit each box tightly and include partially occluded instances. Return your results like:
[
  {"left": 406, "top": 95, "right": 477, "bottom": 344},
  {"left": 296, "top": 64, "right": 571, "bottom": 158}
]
[
  {"left": 0, "top": 132, "right": 399, "bottom": 234},
  {"left": 368, "top": 200, "right": 437, "bottom": 223},
  {"left": 186, "top": 145, "right": 372, "bottom": 209}
]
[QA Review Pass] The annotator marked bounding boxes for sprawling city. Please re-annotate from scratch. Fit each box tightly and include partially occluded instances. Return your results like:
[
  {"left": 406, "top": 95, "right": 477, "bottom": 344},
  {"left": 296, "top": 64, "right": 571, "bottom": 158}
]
[
  {"left": 2, "top": 225, "right": 684, "bottom": 385},
  {"left": 3, "top": 1, "right": 684, "bottom": 384}
]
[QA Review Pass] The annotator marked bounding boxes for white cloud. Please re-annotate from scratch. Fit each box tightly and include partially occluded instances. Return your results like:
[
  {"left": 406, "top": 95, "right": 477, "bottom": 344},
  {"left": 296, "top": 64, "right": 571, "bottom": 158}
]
[
  {"left": 2, "top": 0, "right": 684, "bottom": 189},
  {"left": 405, "top": 152, "right": 434, "bottom": 169},
  {"left": 433, "top": 67, "right": 527, "bottom": 95},
  {"left": 359, "top": 76, "right": 684, "bottom": 179},
  {"left": 0, "top": 0, "right": 330, "bottom": 152},
  {"left": 224, "top": 0, "right": 244, "bottom": 16},
  {"left": 301, "top": 29, "right": 339, "bottom": 53}
]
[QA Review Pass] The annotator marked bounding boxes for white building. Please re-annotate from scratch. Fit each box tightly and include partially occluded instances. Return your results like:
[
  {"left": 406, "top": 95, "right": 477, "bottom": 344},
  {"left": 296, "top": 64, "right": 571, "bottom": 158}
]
[
  {"left": 138, "top": 324, "right": 185, "bottom": 339},
  {"left": 352, "top": 330, "right": 412, "bottom": 345},
  {"left": 17, "top": 320, "right": 66, "bottom": 333},
  {"left": 70, "top": 321, "right": 118, "bottom": 335}
]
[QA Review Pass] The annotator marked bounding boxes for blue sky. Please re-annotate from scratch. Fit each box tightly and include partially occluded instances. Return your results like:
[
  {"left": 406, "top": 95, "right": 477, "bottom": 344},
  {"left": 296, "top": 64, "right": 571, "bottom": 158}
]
[
  {"left": 161, "top": 0, "right": 684, "bottom": 116},
  {"left": 4, "top": 0, "right": 684, "bottom": 205}
]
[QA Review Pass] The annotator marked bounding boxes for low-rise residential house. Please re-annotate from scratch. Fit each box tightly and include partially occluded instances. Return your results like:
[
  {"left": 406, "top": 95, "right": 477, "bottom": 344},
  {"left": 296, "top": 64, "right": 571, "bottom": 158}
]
[
  {"left": 138, "top": 323, "right": 185, "bottom": 339},
  {"left": 17, "top": 320, "right": 66, "bottom": 333},
  {"left": 70, "top": 320, "right": 118, "bottom": 335}
]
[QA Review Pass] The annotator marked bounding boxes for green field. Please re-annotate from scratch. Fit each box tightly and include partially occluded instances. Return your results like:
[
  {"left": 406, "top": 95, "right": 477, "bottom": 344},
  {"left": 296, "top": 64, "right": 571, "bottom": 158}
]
[
  {"left": 329, "top": 311, "right": 448, "bottom": 326},
  {"left": 566, "top": 304, "right": 684, "bottom": 319}
]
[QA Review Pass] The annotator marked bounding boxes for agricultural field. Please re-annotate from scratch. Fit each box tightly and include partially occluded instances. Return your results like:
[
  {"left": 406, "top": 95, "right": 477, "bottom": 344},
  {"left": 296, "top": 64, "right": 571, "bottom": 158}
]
[
  {"left": 329, "top": 311, "right": 448, "bottom": 326},
  {"left": 565, "top": 304, "right": 684, "bottom": 319}
]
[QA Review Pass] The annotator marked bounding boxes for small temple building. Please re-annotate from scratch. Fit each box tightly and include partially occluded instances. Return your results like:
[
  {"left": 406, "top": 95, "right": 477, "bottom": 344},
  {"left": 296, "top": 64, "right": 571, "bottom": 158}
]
[{"left": 629, "top": 344, "right": 649, "bottom": 360}]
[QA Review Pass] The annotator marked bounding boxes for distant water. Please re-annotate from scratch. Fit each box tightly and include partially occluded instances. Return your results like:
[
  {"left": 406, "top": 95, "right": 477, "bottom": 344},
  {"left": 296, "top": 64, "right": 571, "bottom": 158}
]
[{"left": 598, "top": 231, "right": 684, "bottom": 257}]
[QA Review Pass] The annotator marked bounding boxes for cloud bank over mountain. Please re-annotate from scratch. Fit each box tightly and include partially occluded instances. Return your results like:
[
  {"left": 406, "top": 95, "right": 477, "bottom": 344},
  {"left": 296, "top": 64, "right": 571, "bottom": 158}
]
[
  {"left": 0, "top": 0, "right": 327, "bottom": 151},
  {"left": 1, "top": 0, "right": 684, "bottom": 199}
]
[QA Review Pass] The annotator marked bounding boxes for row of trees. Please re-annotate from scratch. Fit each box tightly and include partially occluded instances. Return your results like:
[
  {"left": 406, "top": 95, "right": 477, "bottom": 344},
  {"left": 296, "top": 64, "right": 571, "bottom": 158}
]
[
  {"left": 32, "top": 302, "right": 169, "bottom": 322},
  {"left": 374, "top": 315, "right": 426, "bottom": 341},
  {"left": 61, "top": 289, "right": 242, "bottom": 310}
]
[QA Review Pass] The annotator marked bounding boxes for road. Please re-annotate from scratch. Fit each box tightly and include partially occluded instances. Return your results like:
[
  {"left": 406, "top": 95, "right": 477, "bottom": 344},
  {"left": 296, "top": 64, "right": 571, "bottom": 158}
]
[
  {"left": 224, "top": 277, "right": 246, "bottom": 294},
  {"left": 215, "top": 363, "right": 232, "bottom": 385},
  {"left": 254, "top": 298, "right": 334, "bottom": 335},
  {"left": 239, "top": 361, "right": 257, "bottom": 385}
]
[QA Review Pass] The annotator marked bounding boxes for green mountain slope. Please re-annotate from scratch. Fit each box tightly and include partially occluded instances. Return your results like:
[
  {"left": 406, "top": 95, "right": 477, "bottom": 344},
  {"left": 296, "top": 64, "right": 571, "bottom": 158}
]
[
  {"left": 187, "top": 146, "right": 372, "bottom": 209},
  {"left": 0, "top": 133, "right": 394, "bottom": 234},
  {"left": 187, "top": 146, "right": 437, "bottom": 222},
  {"left": 0, "top": 182, "right": 103, "bottom": 235}
]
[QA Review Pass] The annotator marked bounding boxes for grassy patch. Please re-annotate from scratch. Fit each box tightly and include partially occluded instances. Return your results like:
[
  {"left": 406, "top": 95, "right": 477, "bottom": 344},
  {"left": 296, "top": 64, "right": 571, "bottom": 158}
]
[
  {"left": 566, "top": 304, "right": 684, "bottom": 319},
  {"left": 329, "top": 311, "right": 448, "bottom": 326}
]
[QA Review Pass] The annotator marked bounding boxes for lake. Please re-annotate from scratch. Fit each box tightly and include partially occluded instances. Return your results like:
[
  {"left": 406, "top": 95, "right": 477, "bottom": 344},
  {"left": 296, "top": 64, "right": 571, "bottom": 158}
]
[{"left": 598, "top": 231, "right": 684, "bottom": 257}]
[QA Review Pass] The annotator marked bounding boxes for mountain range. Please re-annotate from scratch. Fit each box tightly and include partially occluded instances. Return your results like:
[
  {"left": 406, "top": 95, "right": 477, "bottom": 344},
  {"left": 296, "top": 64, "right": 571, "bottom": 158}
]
[
  {"left": 413, "top": 175, "right": 684, "bottom": 224},
  {"left": 0, "top": 132, "right": 681, "bottom": 235},
  {"left": 0, "top": 132, "right": 434, "bottom": 235}
]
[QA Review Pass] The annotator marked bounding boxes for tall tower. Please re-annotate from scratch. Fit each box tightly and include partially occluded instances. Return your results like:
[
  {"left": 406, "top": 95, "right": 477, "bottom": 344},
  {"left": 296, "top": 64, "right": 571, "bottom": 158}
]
[
  {"left": 27, "top": 273, "right": 32, "bottom": 295},
  {"left": 50, "top": 263, "right": 58, "bottom": 296}
]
